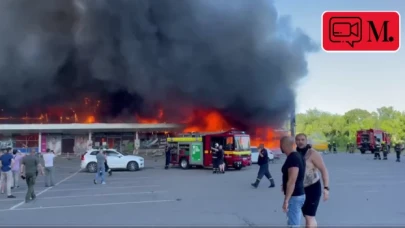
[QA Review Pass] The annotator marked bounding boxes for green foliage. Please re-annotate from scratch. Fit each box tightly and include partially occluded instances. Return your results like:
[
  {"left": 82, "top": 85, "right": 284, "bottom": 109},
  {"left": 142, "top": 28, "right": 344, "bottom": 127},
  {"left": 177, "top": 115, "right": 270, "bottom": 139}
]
[{"left": 296, "top": 106, "right": 405, "bottom": 146}]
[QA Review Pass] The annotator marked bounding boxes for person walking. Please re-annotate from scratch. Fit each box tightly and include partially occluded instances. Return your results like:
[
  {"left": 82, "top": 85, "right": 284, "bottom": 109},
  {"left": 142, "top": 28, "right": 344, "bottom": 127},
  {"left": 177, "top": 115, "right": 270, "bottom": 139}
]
[
  {"left": 0, "top": 147, "right": 16, "bottom": 198},
  {"left": 164, "top": 145, "right": 171, "bottom": 170},
  {"left": 374, "top": 138, "right": 382, "bottom": 160},
  {"left": 381, "top": 141, "right": 388, "bottom": 160},
  {"left": 11, "top": 149, "right": 24, "bottom": 189},
  {"left": 394, "top": 143, "right": 402, "bottom": 162},
  {"left": 105, "top": 159, "right": 112, "bottom": 176},
  {"left": 42, "top": 149, "right": 56, "bottom": 187},
  {"left": 332, "top": 141, "right": 337, "bottom": 153},
  {"left": 94, "top": 150, "right": 107, "bottom": 184},
  {"left": 296, "top": 133, "right": 330, "bottom": 228},
  {"left": 251, "top": 144, "right": 276, "bottom": 188},
  {"left": 20, "top": 149, "right": 44, "bottom": 203},
  {"left": 280, "top": 136, "right": 306, "bottom": 227}
]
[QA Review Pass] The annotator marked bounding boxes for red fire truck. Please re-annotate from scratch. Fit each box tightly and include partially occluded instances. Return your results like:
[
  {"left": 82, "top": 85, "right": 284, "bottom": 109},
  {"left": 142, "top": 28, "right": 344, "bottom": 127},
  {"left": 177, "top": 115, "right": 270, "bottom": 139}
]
[
  {"left": 166, "top": 129, "right": 251, "bottom": 170},
  {"left": 356, "top": 129, "right": 391, "bottom": 154}
]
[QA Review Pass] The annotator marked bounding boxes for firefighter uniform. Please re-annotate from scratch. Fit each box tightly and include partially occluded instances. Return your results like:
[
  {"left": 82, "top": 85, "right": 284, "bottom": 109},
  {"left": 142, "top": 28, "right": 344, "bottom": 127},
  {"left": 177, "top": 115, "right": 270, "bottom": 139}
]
[
  {"left": 212, "top": 144, "right": 219, "bottom": 173},
  {"left": 374, "top": 140, "right": 381, "bottom": 160},
  {"left": 348, "top": 143, "right": 354, "bottom": 154},
  {"left": 327, "top": 143, "right": 332, "bottom": 152},
  {"left": 394, "top": 143, "right": 402, "bottom": 162},
  {"left": 382, "top": 141, "right": 388, "bottom": 160},
  {"left": 251, "top": 146, "right": 275, "bottom": 188},
  {"left": 164, "top": 146, "right": 171, "bottom": 169},
  {"left": 332, "top": 141, "right": 337, "bottom": 153}
]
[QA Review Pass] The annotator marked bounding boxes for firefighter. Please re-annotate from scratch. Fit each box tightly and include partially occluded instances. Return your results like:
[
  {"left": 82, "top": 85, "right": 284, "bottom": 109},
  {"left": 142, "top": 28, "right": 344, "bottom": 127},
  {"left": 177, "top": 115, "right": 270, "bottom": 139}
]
[
  {"left": 374, "top": 138, "right": 381, "bottom": 160},
  {"left": 164, "top": 145, "right": 171, "bottom": 169},
  {"left": 382, "top": 141, "right": 388, "bottom": 160},
  {"left": 394, "top": 143, "right": 402, "bottom": 162},
  {"left": 211, "top": 143, "right": 219, "bottom": 174},
  {"left": 350, "top": 143, "right": 355, "bottom": 153},
  {"left": 327, "top": 143, "right": 332, "bottom": 152},
  {"left": 251, "top": 144, "right": 275, "bottom": 188},
  {"left": 346, "top": 143, "right": 350, "bottom": 153},
  {"left": 332, "top": 141, "right": 337, "bottom": 153}
]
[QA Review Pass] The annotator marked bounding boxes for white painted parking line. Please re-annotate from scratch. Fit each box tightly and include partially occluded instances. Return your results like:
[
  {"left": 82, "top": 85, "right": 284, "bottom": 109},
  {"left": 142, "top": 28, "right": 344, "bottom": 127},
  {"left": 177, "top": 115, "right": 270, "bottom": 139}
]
[
  {"left": 48, "top": 176, "right": 152, "bottom": 183},
  {"left": 0, "top": 190, "right": 168, "bottom": 202},
  {"left": 35, "top": 180, "right": 145, "bottom": 186},
  {"left": 9, "top": 169, "right": 81, "bottom": 210},
  {"left": 0, "top": 199, "right": 177, "bottom": 212},
  {"left": 29, "top": 185, "right": 161, "bottom": 193}
]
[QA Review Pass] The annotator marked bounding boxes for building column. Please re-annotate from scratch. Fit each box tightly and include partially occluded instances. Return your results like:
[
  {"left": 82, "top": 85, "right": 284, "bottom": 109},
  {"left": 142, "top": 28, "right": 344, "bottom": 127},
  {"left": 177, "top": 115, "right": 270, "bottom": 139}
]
[
  {"left": 134, "top": 131, "right": 140, "bottom": 155},
  {"left": 38, "top": 132, "right": 42, "bottom": 153},
  {"left": 87, "top": 131, "right": 93, "bottom": 150}
]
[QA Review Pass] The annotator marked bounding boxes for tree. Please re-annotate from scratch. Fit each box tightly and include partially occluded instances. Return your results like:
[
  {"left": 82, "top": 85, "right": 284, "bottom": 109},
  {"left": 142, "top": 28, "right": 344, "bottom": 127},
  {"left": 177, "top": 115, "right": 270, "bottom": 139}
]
[{"left": 296, "top": 106, "right": 405, "bottom": 147}]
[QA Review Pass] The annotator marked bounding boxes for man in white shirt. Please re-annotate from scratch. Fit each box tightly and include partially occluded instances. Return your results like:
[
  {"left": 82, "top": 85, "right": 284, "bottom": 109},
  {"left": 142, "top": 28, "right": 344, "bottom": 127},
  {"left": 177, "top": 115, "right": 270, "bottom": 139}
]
[{"left": 42, "top": 149, "right": 56, "bottom": 187}]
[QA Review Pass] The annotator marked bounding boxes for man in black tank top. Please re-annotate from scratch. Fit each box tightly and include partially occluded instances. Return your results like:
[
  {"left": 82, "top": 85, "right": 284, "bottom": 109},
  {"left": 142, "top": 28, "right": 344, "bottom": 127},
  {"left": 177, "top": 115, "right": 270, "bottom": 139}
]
[
  {"left": 280, "top": 136, "right": 306, "bottom": 227},
  {"left": 296, "top": 133, "right": 330, "bottom": 228},
  {"left": 251, "top": 144, "right": 275, "bottom": 188}
]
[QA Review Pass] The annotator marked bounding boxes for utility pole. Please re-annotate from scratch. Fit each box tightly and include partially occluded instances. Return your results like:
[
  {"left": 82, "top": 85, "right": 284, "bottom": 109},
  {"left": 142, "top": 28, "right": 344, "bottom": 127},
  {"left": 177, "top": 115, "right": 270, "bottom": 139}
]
[{"left": 290, "top": 106, "right": 296, "bottom": 137}]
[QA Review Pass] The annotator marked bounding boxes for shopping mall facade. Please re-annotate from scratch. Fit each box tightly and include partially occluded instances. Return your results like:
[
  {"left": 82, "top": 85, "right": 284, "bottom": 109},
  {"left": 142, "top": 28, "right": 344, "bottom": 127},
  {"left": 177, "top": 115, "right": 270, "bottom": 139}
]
[{"left": 0, "top": 123, "right": 183, "bottom": 155}]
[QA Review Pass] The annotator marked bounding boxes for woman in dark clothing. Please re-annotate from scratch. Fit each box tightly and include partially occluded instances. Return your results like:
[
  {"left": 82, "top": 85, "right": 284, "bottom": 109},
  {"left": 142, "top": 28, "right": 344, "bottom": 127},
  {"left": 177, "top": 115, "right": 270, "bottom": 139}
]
[
  {"left": 104, "top": 160, "right": 112, "bottom": 176},
  {"left": 217, "top": 145, "right": 225, "bottom": 174}
]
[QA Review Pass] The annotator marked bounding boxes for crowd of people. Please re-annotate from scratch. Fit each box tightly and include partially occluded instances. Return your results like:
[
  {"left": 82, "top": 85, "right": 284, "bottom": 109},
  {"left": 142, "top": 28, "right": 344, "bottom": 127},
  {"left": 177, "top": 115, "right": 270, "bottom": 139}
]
[
  {"left": 1, "top": 133, "right": 331, "bottom": 227},
  {"left": 0, "top": 147, "right": 56, "bottom": 202}
]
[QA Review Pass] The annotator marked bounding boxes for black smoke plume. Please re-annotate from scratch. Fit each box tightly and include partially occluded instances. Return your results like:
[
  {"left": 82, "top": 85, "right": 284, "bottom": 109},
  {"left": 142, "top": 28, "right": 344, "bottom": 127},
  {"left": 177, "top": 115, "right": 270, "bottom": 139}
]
[{"left": 0, "top": 0, "right": 317, "bottom": 127}]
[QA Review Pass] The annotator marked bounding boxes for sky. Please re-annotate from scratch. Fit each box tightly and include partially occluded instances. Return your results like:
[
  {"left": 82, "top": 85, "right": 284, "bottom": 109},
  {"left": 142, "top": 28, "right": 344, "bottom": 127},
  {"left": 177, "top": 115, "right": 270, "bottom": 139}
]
[{"left": 274, "top": 0, "right": 404, "bottom": 115}]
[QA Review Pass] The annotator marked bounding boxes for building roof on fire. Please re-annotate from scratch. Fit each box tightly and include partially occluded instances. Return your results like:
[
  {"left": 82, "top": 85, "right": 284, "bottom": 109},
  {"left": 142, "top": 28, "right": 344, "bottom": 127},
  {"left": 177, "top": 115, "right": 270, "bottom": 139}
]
[{"left": 0, "top": 123, "right": 184, "bottom": 134}]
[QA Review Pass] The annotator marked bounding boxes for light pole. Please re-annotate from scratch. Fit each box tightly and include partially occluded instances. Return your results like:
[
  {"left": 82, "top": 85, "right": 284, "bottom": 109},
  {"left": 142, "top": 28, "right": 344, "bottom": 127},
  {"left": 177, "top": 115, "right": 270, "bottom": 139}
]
[{"left": 290, "top": 107, "right": 296, "bottom": 137}]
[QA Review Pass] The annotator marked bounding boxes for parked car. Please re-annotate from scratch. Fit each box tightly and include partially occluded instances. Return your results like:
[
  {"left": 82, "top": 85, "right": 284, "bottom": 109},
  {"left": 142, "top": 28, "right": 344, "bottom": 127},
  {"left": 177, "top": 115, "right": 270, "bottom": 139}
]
[
  {"left": 250, "top": 146, "right": 274, "bottom": 164},
  {"left": 81, "top": 149, "right": 144, "bottom": 173}
]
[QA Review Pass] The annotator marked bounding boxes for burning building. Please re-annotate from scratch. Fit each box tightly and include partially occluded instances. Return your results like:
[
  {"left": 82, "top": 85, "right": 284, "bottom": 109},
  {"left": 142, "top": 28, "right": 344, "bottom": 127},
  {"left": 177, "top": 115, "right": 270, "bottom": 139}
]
[{"left": 0, "top": 0, "right": 316, "bottom": 154}]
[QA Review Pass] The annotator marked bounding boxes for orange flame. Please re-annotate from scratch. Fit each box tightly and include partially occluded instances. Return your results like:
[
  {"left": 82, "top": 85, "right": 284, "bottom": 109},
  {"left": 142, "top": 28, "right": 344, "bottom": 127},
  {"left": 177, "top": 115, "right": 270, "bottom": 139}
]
[
  {"left": 0, "top": 98, "right": 102, "bottom": 124},
  {"left": 250, "top": 128, "right": 288, "bottom": 149},
  {"left": 0, "top": 97, "right": 287, "bottom": 149},
  {"left": 183, "top": 110, "right": 231, "bottom": 132},
  {"left": 136, "top": 108, "right": 284, "bottom": 148},
  {"left": 85, "top": 116, "right": 96, "bottom": 123},
  {"left": 136, "top": 109, "right": 164, "bottom": 124}
]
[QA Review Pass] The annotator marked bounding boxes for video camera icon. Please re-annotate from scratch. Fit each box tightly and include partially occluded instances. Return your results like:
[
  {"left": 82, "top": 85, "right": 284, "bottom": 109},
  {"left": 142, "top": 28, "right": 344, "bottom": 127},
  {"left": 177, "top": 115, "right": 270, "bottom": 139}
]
[{"left": 329, "top": 17, "right": 362, "bottom": 48}]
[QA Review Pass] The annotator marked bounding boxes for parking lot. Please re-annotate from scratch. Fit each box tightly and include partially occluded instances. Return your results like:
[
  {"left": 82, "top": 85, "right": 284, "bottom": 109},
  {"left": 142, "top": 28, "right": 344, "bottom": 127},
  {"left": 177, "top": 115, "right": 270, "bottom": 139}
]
[{"left": 0, "top": 152, "right": 403, "bottom": 226}]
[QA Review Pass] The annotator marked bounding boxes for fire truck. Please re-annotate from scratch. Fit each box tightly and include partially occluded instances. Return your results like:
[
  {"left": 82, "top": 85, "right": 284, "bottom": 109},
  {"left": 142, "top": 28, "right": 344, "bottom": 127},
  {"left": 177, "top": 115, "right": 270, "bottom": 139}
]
[
  {"left": 356, "top": 129, "right": 391, "bottom": 154},
  {"left": 166, "top": 129, "right": 251, "bottom": 170}
]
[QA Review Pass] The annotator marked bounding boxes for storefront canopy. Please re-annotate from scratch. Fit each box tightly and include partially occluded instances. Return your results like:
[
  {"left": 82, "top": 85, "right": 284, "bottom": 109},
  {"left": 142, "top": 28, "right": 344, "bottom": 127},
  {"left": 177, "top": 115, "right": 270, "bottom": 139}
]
[{"left": 0, "top": 123, "right": 184, "bottom": 134}]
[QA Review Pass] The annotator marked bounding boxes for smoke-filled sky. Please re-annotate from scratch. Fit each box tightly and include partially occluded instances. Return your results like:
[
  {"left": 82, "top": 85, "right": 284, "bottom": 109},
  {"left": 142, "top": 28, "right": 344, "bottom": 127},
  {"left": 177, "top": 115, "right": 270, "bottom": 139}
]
[{"left": 0, "top": 0, "right": 317, "bottom": 127}]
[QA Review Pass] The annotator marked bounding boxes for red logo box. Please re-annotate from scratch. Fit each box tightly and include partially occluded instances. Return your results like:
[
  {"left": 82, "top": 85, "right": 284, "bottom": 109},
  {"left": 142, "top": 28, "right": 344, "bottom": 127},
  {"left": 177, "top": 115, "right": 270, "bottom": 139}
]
[{"left": 322, "top": 11, "right": 400, "bottom": 52}]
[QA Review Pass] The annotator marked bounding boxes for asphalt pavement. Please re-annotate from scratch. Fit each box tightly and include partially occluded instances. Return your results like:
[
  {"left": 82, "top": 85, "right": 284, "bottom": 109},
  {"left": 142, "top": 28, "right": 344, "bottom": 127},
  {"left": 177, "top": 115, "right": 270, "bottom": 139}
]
[{"left": 0, "top": 152, "right": 403, "bottom": 226}]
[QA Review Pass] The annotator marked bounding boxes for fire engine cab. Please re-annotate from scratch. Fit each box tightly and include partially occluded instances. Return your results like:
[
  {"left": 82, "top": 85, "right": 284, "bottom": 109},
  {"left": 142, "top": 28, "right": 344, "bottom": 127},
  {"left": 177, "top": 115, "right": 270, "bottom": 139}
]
[
  {"left": 167, "top": 129, "right": 252, "bottom": 170},
  {"left": 356, "top": 129, "right": 391, "bottom": 154}
]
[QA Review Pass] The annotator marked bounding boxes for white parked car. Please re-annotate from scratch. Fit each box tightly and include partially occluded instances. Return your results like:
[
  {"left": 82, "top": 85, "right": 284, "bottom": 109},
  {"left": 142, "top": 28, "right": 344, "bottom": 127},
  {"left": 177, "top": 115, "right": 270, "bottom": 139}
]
[
  {"left": 250, "top": 146, "right": 274, "bottom": 164},
  {"left": 81, "top": 149, "right": 144, "bottom": 173}
]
